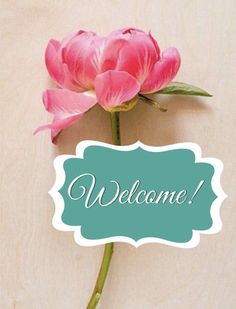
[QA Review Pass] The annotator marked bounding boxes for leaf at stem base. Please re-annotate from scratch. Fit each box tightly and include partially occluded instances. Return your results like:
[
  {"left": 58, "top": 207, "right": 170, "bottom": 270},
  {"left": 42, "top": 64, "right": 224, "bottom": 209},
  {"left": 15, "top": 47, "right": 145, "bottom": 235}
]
[{"left": 155, "top": 82, "right": 212, "bottom": 97}]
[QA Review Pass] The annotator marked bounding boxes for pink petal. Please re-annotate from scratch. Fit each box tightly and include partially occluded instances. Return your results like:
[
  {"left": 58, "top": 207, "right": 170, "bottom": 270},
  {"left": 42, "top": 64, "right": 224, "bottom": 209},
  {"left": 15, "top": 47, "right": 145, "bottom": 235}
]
[
  {"left": 34, "top": 115, "right": 83, "bottom": 143},
  {"left": 104, "top": 29, "right": 159, "bottom": 84},
  {"left": 42, "top": 89, "right": 97, "bottom": 114},
  {"left": 109, "top": 27, "right": 145, "bottom": 36},
  {"left": 45, "top": 40, "right": 64, "bottom": 85},
  {"left": 141, "top": 47, "right": 181, "bottom": 93},
  {"left": 95, "top": 70, "right": 140, "bottom": 109},
  {"left": 62, "top": 32, "right": 105, "bottom": 89},
  {"left": 148, "top": 31, "right": 160, "bottom": 57},
  {"left": 99, "top": 37, "right": 128, "bottom": 72},
  {"left": 60, "top": 30, "right": 84, "bottom": 50},
  {"left": 45, "top": 39, "right": 83, "bottom": 91},
  {"left": 34, "top": 89, "right": 97, "bottom": 142}
]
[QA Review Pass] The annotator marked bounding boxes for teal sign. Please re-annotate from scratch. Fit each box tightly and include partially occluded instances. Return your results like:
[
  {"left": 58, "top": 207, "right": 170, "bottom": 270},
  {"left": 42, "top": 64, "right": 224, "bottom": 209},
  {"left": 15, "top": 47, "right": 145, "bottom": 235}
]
[{"left": 50, "top": 141, "right": 226, "bottom": 248}]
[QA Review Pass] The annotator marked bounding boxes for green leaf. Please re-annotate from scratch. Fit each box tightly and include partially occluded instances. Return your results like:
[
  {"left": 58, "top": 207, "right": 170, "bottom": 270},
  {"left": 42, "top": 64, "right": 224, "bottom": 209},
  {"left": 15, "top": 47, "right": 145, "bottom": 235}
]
[{"left": 155, "top": 82, "right": 212, "bottom": 97}]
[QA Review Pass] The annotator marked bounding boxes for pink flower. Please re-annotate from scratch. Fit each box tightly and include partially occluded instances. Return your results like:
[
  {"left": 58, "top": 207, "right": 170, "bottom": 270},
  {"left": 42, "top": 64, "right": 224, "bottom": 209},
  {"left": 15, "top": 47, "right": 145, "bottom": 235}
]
[{"left": 35, "top": 28, "right": 180, "bottom": 142}]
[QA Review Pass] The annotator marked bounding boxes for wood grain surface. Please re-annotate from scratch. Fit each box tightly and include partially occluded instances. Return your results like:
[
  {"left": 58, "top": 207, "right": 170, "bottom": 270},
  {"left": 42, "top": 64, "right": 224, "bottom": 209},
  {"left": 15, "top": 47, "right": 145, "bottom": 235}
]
[{"left": 1, "top": 1, "right": 235, "bottom": 308}]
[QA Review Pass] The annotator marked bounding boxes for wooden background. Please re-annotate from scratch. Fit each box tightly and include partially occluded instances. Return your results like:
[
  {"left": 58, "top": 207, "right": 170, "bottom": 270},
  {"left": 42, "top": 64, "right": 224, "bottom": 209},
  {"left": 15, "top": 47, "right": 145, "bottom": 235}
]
[{"left": 1, "top": 0, "right": 236, "bottom": 308}]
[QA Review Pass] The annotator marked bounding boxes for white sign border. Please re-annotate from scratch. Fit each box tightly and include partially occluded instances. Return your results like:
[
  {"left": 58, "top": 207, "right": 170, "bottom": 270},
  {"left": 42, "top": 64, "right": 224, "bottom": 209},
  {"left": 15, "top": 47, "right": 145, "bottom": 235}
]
[{"left": 49, "top": 140, "right": 227, "bottom": 248}]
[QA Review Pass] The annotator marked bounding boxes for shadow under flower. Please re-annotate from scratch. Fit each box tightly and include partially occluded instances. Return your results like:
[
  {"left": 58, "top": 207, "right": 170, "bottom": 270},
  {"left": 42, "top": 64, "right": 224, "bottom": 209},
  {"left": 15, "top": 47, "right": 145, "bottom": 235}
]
[{"left": 54, "top": 94, "right": 212, "bottom": 156}]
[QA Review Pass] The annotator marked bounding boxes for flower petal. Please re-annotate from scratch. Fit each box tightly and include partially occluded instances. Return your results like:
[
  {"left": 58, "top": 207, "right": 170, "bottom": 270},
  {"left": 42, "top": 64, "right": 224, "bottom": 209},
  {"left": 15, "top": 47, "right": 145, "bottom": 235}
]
[
  {"left": 45, "top": 39, "right": 82, "bottom": 91},
  {"left": 34, "top": 115, "right": 83, "bottom": 143},
  {"left": 42, "top": 89, "right": 97, "bottom": 114},
  {"left": 45, "top": 39, "right": 64, "bottom": 85},
  {"left": 34, "top": 89, "right": 97, "bottom": 142},
  {"left": 99, "top": 37, "right": 128, "bottom": 72},
  {"left": 141, "top": 47, "right": 181, "bottom": 93},
  {"left": 62, "top": 32, "right": 105, "bottom": 89},
  {"left": 148, "top": 31, "right": 160, "bottom": 56},
  {"left": 105, "top": 29, "right": 160, "bottom": 84},
  {"left": 95, "top": 70, "right": 140, "bottom": 109}
]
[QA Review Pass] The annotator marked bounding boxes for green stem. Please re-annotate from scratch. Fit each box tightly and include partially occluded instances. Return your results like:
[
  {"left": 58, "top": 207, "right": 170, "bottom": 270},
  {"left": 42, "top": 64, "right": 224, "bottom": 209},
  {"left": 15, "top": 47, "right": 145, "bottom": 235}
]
[
  {"left": 86, "top": 112, "right": 121, "bottom": 309},
  {"left": 86, "top": 243, "right": 114, "bottom": 308},
  {"left": 110, "top": 111, "right": 121, "bottom": 145}
]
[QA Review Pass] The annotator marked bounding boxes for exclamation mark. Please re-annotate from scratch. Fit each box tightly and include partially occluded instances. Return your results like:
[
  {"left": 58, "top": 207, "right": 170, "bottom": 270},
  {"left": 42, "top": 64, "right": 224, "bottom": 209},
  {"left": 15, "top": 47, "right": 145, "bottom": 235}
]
[{"left": 188, "top": 180, "right": 205, "bottom": 204}]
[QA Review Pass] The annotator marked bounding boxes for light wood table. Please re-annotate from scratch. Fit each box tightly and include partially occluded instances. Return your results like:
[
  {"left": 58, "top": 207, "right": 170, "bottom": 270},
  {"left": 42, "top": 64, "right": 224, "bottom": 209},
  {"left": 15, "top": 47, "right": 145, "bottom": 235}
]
[{"left": 1, "top": 1, "right": 235, "bottom": 308}]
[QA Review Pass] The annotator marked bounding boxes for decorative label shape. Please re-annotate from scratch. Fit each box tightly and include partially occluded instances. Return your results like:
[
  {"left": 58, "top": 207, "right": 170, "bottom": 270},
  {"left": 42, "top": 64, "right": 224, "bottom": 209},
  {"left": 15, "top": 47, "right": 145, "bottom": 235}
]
[{"left": 50, "top": 141, "right": 226, "bottom": 248}]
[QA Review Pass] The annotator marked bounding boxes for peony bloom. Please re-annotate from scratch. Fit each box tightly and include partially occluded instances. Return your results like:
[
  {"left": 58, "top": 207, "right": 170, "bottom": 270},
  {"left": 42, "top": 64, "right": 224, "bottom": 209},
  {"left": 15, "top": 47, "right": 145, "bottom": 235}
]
[{"left": 35, "top": 28, "right": 180, "bottom": 142}]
